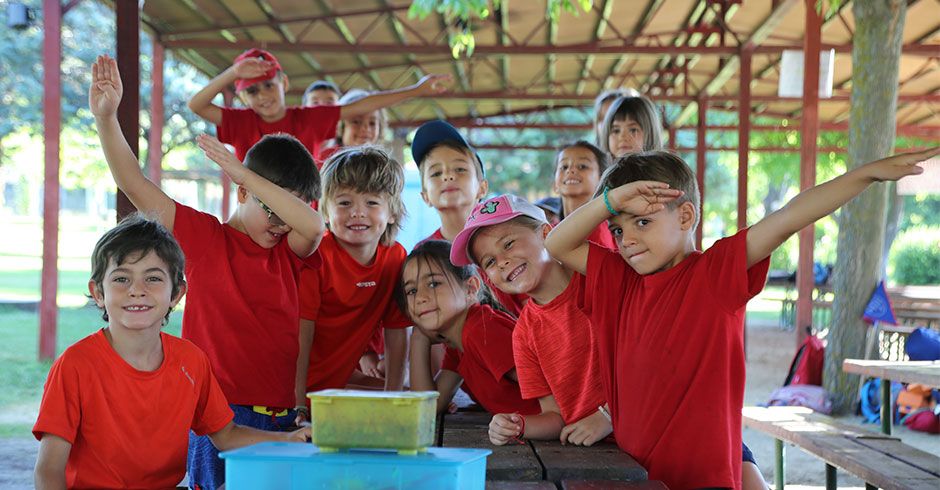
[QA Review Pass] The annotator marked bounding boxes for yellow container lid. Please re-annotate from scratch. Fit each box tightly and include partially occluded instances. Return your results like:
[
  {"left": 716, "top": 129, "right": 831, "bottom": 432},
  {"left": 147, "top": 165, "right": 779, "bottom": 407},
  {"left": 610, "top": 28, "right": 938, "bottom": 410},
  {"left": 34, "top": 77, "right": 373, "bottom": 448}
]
[{"left": 308, "top": 389, "right": 439, "bottom": 401}]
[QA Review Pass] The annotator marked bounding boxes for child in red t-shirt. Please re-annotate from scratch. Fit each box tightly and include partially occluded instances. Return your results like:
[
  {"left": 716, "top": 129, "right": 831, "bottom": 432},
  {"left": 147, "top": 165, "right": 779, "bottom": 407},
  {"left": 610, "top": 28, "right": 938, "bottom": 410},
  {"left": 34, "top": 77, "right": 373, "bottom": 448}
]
[
  {"left": 553, "top": 140, "right": 615, "bottom": 249},
  {"left": 188, "top": 48, "right": 450, "bottom": 163},
  {"left": 545, "top": 148, "right": 939, "bottom": 489},
  {"left": 399, "top": 240, "right": 541, "bottom": 416},
  {"left": 295, "top": 146, "right": 413, "bottom": 413},
  {"left": 33, "top": 215, "right": 309, "bottom": 490},
  {"left": 90, "top": 55, "right": 324, "bottom": 489},
  {"left": 449, "top": 195, "right": 611, "bottom": 447}
]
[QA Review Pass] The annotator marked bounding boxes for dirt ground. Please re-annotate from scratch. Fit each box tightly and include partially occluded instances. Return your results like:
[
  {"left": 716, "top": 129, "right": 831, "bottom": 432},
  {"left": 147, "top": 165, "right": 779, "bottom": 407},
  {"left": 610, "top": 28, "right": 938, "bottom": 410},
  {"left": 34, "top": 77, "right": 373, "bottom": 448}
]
[{"left": 1, "top": 319, "right": 936, "bottom": 489}]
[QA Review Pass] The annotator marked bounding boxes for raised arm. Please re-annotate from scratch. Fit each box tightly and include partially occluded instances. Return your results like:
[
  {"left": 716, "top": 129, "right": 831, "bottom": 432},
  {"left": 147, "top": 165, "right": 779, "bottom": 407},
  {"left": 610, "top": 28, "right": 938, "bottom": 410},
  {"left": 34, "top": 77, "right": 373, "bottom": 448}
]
[
  {"left": 91, "top": 55, "right": 176, "bottom": 230},
  {"left": 546, "top": 181, "right": 681, "bottom": 274},
  {"left": 747, "top": 147, "right": 939, "bottom": 268},
  {"left": 339, "top": 74, "right": 452, "bottom": 119},
  {"left": 187, "top": 57, "right": 274, "bottom": 126},
  {"left": 196, "top": 134, "right": 324, "bottom": 258}
]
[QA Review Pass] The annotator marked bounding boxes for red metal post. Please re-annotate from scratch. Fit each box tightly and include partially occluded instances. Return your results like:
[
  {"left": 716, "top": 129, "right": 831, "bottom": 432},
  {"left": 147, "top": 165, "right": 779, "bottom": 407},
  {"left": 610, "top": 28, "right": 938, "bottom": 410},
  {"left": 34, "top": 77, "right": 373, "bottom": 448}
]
[
  {"left": 796, "top": 0, "right": 822, "bottom": 345},
  {"left": 148, "top": 40, "right": 164, "bottom": 184},
  {"left": 738, "top": 47, "right": 752, "bottom": 231},
  {"left": 696, "top": 97, "right": 707, "bottom": 250},
  {"left": 39, "top": 0, "right": 62, "bottom": 361},
  {"left": 116, "top": 1, "right": 139, "bottom": 220},
  {"left": 668, "top": 125, "right": 677, "bottom": 151},
  {"left": 221, "top": 90, "right": 235, "bottom": 219}
]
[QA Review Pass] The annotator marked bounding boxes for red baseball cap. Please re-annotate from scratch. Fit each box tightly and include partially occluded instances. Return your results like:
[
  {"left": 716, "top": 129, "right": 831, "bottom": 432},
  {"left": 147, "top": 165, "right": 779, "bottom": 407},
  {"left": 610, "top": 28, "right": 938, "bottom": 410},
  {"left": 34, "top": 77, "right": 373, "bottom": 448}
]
[{"left": 233, "top": 48, "right": 282, "bottom": 92}]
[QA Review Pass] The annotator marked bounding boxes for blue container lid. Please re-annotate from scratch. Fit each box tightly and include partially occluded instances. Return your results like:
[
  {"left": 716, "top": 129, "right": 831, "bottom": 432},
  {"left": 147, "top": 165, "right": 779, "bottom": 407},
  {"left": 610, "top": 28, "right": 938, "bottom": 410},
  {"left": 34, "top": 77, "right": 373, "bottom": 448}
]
[{"left": 221, "top": 442, "right": 491, "bottom": 466}]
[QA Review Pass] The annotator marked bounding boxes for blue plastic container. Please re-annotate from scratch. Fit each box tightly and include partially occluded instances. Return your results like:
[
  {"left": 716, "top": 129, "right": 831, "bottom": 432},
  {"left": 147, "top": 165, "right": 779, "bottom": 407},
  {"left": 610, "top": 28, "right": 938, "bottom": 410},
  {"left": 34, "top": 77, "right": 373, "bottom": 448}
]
[{"left": 221, "top": 442, "right": 491, "bottom": 490}]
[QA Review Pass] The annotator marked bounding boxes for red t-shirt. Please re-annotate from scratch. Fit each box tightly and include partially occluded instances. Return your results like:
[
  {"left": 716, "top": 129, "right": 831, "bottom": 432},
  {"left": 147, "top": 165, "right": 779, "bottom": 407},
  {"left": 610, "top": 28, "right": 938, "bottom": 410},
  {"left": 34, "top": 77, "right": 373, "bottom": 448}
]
[
  {"left": 316, "top": 144, "right": 341, "bottom": 168},
  {"left": 33, "top": 330, "right": 233, "bottom": 490},
  {"left": 217, "top": 105, "right": 341, "bottom": 161},
  {"left": 580, "top": 229, "right": 770, "bottom": 490},
  {"left": 588, "top": 221, "right": 616, "bottom": 250},
  {"left": 418, "top": 229, "right": 528, "bottom": 318},
  {"left": 173, "top": 202, "right": 319, "bottom": 408},
  {"left": 513, "top": 273, "right": 606, "bottom": 424},
  {"left": 299, "top": 233, "right": 411, "bottom": 391},
  {"left": 441, "top": 304, "right": 541, "bottom": 416}
]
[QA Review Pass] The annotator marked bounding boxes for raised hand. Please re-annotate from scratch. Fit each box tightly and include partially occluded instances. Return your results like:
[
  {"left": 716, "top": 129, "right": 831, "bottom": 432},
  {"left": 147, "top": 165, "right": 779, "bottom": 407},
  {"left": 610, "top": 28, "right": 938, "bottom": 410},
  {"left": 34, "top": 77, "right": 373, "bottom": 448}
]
[
  {"left": 861, "top": 147, "right": 939, "bottom": 182},
  {"left": 232, "top": 57, "right": 275, "bottom": 80},
  {"left": 609, "top": 181, "right": 684, "bottom": 217},
  {"left": 89, "top": 55, "right": 123, "bottom": 118},
  {"left": 413, "top": 74, "right": 453, "bottom": 96},
  {"left": 196, "top": 134, "right": 248, "bottom": 185}
]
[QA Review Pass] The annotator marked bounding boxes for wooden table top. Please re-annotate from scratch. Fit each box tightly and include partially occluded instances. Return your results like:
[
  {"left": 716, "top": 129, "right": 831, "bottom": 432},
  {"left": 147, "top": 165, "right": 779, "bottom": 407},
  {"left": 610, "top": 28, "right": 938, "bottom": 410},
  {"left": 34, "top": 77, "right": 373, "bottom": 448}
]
[{"left": 842, "top": 359, "right": 940, "bottom": 387}]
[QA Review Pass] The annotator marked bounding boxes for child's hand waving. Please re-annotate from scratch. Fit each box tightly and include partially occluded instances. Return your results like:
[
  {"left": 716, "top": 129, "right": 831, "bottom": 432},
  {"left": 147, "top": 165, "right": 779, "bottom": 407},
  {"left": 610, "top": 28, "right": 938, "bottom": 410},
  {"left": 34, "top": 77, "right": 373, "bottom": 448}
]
[
  {"left": 609, "top": 181, "right": 684, "bottom": 217},
  {"left": 861, "top": 147, "right": 939, "bottom": 182},
  {"left": 89, "top": 55, "right": 123, "bottom": 118},
  {"left": 414, "top": 74, "right": 453, "bottom": 96},
  {"left": 197, "top": 134, "right": 248, "bottom": 184}
]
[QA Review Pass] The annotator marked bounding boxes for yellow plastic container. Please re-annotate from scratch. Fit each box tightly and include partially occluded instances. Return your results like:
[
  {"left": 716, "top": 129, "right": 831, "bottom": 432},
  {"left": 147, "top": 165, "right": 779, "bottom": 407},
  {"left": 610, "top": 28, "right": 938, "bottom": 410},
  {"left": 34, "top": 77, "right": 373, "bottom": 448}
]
[{"left": 307, "top": 390, "right": 439, "bottom": 455}]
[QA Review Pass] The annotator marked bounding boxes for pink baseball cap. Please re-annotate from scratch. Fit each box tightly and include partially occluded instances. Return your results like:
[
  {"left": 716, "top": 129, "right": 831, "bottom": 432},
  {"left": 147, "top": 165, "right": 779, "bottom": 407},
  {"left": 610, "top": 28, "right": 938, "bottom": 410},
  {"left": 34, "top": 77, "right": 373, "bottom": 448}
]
[
  {"left": 450, "top": 194, "right": 547, "bottom": 266},
  {"left": 233, "top": 48, "right": 282, "bottom": 92}
]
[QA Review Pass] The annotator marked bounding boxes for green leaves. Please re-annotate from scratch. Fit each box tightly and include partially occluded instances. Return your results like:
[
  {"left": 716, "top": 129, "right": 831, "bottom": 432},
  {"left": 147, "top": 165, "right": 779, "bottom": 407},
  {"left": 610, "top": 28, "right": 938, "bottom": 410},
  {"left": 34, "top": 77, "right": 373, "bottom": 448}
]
[{"left": 408, "top": 0, "right": 593, "bottom": 58}]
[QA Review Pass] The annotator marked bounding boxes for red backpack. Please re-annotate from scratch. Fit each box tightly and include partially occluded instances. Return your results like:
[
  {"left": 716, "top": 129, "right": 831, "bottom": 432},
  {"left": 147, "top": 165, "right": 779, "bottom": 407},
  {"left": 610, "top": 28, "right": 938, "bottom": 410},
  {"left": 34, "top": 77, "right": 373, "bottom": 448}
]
[{"left": 784, "top": 328, "right": 825, "bottom": 386}]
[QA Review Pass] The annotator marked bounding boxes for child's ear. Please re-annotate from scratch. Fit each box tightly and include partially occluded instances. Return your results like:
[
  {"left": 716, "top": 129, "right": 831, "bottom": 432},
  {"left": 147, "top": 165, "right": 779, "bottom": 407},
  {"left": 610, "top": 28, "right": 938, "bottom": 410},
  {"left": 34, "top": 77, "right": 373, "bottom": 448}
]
[
  {"left": 465, "top": 275, "right": 482, "bottom": 300},
  {"left": 678, "top": 201, "right": 697, "bottom": 231},
  {"left": 236, "top": 185, "right": 249, "bottom": 204},
  {"left": 539, "top": 222, "right": 552, "bottom": 240},
  {"left": 171, "top": 281, "right": 188, "bottom": 308},
  {"left": 476, "top": 179, "right": 489, "bottom": 201},
  {"left": 280, "top": 74, "right": 290, "bottom": 92},
  {"left": 88, "top": 280, "right": 104, "bottom": 307},
  {"left": 420, "top": 187, "right": 432, "bottom": 207}
]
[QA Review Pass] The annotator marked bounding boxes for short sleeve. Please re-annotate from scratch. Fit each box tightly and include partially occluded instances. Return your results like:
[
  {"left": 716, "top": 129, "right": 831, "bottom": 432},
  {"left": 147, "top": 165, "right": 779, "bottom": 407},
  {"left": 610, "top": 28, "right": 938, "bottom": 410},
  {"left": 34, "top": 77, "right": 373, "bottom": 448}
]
[
  {"left": 466, "top": 312, "right": 516, "bottom": 382},
  {"left": 299, "top": 267, "right": 322, "bottom": 321},
  {"left": 190, "top": 353, "right": 235, "bottom": 436},
  {"left": 703, "top": 228, "right": 771, "bottom": 311},
  {"left": 512, "top": 318, "right": 551, "bottom": 400},
  {"left": 172, "top": 202, "right": 220, "bottom": 266},
  {"left": 580, "top": 243, "right": 622, "bottom": 315},
  {"left": 217, "top": 107, "right": 255, "bottom": 147},
  {"left": 32, "top": 354, "right": 82, "bottom": 443},
  {"left": 441, "top": 346, "right": 460, "bottom": 372},
  {"left": 302, "top": 106, "right": 341, "bottom": 143}
]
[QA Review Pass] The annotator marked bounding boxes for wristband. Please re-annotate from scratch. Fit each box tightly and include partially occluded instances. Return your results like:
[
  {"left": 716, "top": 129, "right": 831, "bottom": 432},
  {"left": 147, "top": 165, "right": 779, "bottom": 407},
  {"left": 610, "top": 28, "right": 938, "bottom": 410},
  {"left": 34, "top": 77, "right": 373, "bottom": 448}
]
[
  {"left": 598, "top": 405, "right": 612, "bottom": 423},
  {"left": 510, "top": 414, "right": 526, "bottom": 445},
  {"left": 603, "top": 187, "right": 619, "bottom": 216}
]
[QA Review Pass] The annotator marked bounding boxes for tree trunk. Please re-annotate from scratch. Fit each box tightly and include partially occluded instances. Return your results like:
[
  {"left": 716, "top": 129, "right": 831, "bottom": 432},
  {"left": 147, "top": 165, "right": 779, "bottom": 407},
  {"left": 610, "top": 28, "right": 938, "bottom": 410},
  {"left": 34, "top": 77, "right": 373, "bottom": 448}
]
[
  {"left": 824, "top": 0, "right": 906, "bottom": 414},
  {"left": 882, "top": 183, "right": 903, "bottom": 276}
]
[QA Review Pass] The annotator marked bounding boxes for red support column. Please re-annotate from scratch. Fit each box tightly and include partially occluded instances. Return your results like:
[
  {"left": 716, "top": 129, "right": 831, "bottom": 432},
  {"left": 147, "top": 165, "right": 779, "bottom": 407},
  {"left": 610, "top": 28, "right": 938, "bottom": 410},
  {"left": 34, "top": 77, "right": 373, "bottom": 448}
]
[
  {"left": 738, "top": 47, "right": 752, "bottom": 231},
  {"left": 796, "top": 0, "right": 822, "bottom": 345},
  {"left": 221, "top": 90, "right": 235, "bottom": 219},
  {"left": 116, "top": 1, "right": 139, "bottom": 220},
  {"left": 696, "top": 97, "right": 707, "bottom": 250},
  {"left": 668, "top": 125, "right": 677, "bottom": 151},
  {"left": 39, "top": 0, "right": 62, "bottom": 361},
  {"left": 148, "top": 40, "right": 164, "bottom": 184}
]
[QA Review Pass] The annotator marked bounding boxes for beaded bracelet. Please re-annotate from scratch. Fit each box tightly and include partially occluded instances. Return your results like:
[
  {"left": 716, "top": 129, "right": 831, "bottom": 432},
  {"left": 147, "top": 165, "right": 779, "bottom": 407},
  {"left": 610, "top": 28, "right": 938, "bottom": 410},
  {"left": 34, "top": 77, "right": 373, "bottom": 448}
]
[{"left": 603, "top": 187, "right": 619, "bottom": 216}]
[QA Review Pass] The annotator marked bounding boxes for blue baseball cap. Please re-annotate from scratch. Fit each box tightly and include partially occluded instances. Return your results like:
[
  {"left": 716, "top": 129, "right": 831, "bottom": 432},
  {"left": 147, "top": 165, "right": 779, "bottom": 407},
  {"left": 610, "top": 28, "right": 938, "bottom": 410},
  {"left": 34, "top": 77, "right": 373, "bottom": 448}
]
[{"left": 411, "top": 120, "right": 485, "bottom": 176}]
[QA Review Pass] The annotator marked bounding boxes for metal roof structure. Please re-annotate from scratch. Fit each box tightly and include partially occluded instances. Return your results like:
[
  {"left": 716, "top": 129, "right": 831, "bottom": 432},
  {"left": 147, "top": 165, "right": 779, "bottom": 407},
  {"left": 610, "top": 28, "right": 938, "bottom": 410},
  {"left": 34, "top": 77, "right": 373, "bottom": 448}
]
[{"left": 129, "top": 0, "right": 939, "bottom": 131}]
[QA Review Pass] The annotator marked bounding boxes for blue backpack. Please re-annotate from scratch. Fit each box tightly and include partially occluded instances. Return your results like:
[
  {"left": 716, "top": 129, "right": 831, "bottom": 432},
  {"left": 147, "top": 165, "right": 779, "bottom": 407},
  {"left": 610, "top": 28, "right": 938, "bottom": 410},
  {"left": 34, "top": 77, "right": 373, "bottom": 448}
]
[{"left": 859, "top": 378, "right": 903, "bottom": 424}]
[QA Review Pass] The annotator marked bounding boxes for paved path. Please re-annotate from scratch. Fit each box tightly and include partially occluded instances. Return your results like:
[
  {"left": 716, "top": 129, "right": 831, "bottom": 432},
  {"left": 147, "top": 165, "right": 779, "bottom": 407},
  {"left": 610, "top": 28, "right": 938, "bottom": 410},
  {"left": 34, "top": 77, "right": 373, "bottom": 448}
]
[{"left": 0, "top": 438, "right": 37, "bottom": 489}]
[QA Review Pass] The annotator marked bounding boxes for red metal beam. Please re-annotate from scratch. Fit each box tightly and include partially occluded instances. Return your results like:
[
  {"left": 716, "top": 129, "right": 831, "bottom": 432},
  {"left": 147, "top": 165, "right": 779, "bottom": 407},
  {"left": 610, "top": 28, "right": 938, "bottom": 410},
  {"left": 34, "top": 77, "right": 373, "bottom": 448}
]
[
  {"left": 470, "top": 144, "right": 930, "bottom": 153},
  {"left": 738, "top": 47, "right": 752, "bottom": 231},
  {"left": 148, "top": 40, "right": 164, "bottom": 184},
  {"left": 161, "top": 5, "right": 411, "bottom": 39},
  {"left": 796, "top": 0, "right": 821, "bottom": 345},
  {"left": 40, "top": 0, "right": 62, "bottom": 361},
  {"left": 696, "top": 97, "right": 707, "bottom": 249},
  {"left": 321, "top": 91, "right": 940, "bottom": 102},
  {"left": 162, "top": 38, "right": 940, "bottom": 56},
  {"left": 116, "top": 1, "right": 139, "bottom": 221}
]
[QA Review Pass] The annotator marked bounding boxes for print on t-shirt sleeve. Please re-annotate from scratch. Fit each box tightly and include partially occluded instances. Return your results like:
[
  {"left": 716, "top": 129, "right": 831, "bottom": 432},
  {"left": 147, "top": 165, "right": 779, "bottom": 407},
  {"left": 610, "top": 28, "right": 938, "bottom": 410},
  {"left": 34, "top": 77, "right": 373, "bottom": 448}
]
[{"left": 703, "top": 228, "right": 771, "bottom": 312}]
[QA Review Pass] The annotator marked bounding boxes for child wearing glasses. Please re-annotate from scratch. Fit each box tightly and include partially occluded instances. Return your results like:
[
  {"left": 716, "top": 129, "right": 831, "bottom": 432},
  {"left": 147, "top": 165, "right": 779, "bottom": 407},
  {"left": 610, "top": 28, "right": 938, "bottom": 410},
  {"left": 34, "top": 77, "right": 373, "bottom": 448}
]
[
  {"left": 294, "top": 146, "right": 412, "bottom": 414},
  {"left": 90, "top": 55, "right": 324, "bottom": 489}
]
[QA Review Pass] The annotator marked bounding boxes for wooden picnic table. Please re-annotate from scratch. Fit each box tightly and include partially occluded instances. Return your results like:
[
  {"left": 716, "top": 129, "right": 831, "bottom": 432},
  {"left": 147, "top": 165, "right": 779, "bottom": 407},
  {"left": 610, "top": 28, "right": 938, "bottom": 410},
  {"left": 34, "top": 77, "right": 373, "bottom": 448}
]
[
  {"left": 842, "top": 359, "right": 940, "bottom": 434},
  {"left": 439, "top": 411, "right": 650, "bottom": 488}
]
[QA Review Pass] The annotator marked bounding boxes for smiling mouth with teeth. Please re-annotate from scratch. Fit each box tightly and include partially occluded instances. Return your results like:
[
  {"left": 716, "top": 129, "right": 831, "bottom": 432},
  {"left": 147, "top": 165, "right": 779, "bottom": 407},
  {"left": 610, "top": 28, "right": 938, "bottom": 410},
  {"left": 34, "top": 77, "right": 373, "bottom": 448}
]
[
  {"left": 124, "top": 305, "right": 151, "bottom": 311},
  {"left": 506, "top": 264, "right": 526, "bottom": 282}
]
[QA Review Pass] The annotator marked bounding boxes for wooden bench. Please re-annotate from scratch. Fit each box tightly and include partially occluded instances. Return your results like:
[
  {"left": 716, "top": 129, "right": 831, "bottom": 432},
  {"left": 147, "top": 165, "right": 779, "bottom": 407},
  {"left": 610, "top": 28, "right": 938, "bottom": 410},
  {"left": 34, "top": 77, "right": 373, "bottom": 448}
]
[{"left": 743, "top": 406, "right": 940, "bottom": 490}]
